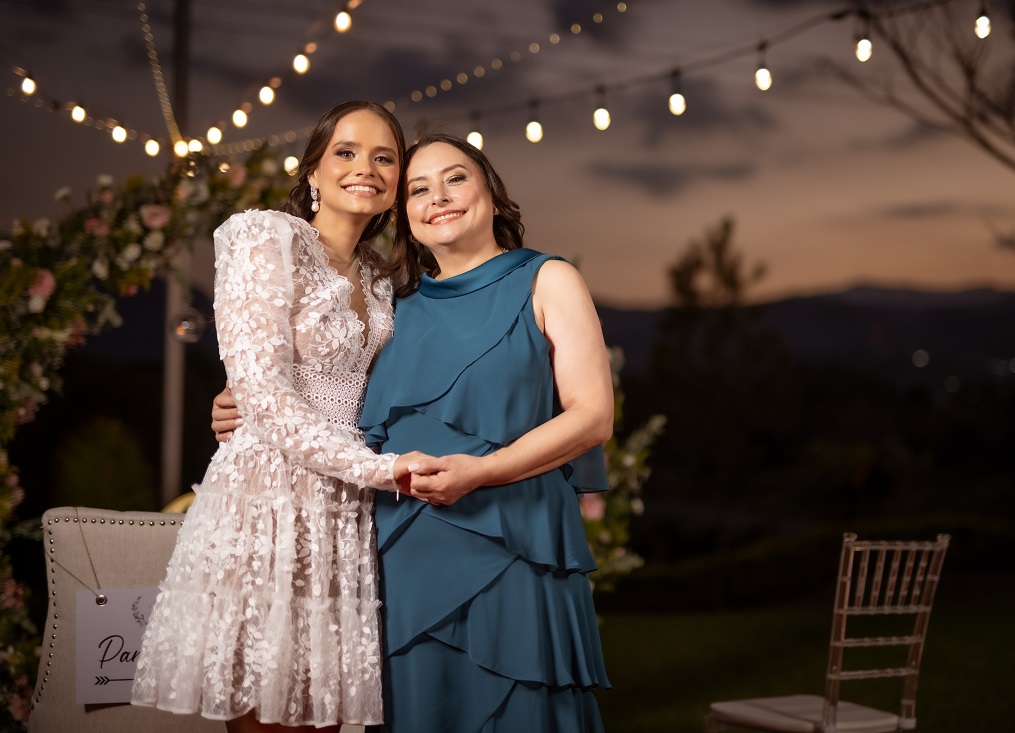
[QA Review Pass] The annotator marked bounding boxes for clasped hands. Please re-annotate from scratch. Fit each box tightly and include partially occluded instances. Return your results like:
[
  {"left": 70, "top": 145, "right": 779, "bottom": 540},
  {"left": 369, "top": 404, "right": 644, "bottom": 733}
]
[
  {"left": 395, "top": 453, "right": 486, "bottom": 507},
  {"left": 212, "top": 388, "right": 484, "bottom": 507}
]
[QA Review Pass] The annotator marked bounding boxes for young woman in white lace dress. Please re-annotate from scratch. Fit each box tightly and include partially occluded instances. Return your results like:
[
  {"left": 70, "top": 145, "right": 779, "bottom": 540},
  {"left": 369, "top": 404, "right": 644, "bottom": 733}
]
[{"left": 131, "top": 101, "right": 429, "bottom": 733}]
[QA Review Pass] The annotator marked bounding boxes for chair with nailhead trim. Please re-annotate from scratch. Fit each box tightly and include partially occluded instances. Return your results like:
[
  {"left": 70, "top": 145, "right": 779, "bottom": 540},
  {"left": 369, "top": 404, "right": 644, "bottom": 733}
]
[{"left": 27, "top": 506, "right": 226, "bottom": 733}]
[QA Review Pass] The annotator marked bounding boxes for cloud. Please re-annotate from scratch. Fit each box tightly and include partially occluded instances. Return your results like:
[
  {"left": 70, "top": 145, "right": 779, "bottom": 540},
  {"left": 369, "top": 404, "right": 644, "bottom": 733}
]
[{"left": 584, "top": 160, "right": 756, "bottom": 197}]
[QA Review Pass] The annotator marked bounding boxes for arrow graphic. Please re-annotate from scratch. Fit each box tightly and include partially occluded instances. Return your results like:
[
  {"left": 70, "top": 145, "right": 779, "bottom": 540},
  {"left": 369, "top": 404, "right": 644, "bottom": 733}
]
[{"left": 94, "top": 676, "right": 134, "bottom": 685}]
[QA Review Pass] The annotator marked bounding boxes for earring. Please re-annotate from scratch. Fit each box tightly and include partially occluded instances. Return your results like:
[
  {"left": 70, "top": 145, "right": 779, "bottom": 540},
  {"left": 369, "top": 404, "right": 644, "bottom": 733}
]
[
  {"left": 493, "top": 207, "right": 500, "bottom": 216},
  {"left": 310, "top": 184, "right": 320, "bottom": 213}
]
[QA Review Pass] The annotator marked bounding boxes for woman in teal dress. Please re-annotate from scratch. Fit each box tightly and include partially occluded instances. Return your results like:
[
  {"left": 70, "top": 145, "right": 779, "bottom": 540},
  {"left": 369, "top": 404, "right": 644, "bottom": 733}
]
[{"left": 358, "top": 132, "right": 614, "bottom": 732}]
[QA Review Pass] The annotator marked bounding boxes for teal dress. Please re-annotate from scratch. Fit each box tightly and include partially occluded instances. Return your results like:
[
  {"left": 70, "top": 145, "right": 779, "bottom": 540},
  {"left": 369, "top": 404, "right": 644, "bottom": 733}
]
[{"left": 359, "top": 248, "right": 610, "bottom": 733}]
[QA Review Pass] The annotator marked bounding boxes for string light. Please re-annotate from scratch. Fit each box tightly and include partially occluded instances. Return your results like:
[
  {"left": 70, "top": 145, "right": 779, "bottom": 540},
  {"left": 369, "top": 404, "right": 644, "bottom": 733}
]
[
  {"left": 855, "top": 11, "right": 872, "bottom": 61},
  {"left": 335, "top": 11, "right": 352, "bottom": 32},
  {"left": 593, "top": 86, "right": 611, "bottom": 130},
  {"left": 111, "top": 125, "right": 127, "bottom": 143},
  {"left": 5, "top": 0, "right": 966, "bottom": 157},
  {"left": 755, "top": 42, "right": 773, "bottom": 91},
  {"left": 20, "top": 75, "right": 36, "bottom": 95},
  {"left": 137, "top": 2, "right": 181, "bottom": 144},
  {"left": 855, "top": 34, "right": 873, "bottom": 61},
  {"left": 207, "top": 126, "right": 223, "bottom": 144},
  {"left": 283, "top": 155, "right": 299, "bottom": 174},
  {"left": 525, "top": 101, "right": 543, "bottom": 143},
  {"left": 974, "top": 3, "right": 990, "bottom": 38},
  {"left": 293, "top": 54, "right": 310, "bottom": 74},
  {"left": 669, "top": 69, "right": 686, "bottom": 115},
  {"left": 466, "top": 113, "right": 484, "bottom": 149}
]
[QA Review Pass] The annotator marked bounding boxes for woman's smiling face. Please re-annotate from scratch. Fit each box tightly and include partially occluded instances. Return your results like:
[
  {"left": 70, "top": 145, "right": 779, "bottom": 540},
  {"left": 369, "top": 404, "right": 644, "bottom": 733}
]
[
  {"left": 403, "top": 142, "right": 496, "bottom": 251},
  {"left": 308, "top": 109, "right": 400, "bottom": 220}
]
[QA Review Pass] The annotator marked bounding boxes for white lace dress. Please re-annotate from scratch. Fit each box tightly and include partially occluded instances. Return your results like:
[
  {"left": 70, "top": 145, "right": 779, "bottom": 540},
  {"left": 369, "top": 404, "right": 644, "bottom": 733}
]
[{"left": 132, "top": 209, "right": 397, "bottom": 726}]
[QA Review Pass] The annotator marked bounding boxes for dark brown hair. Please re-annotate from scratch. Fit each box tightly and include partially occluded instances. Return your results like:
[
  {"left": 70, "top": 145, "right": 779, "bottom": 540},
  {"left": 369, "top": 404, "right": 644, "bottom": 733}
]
[
  {"left": 389, "top": 131, "right": 525, "bottom": 297},
  {"left": 279, "top": 101, "right": 406, "bottom": 277}
]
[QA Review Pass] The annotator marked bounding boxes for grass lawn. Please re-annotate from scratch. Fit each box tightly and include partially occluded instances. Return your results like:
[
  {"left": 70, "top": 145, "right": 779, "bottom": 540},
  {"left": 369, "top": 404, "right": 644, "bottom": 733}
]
[{"left": 597, "top": 571, "right": 1014, "bottom": 732}]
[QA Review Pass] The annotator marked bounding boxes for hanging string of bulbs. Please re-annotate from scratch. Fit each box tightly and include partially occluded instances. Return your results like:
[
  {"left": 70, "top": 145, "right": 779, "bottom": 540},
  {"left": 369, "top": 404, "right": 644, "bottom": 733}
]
[{"left": 4, "top": 0, "right": 995, "bottom": 160}]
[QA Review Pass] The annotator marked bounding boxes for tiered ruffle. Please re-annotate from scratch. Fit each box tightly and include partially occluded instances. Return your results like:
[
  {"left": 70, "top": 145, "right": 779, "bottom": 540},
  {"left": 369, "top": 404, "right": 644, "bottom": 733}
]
[{"left": 360, "top": 249, "right": 610, "bottom": 732}]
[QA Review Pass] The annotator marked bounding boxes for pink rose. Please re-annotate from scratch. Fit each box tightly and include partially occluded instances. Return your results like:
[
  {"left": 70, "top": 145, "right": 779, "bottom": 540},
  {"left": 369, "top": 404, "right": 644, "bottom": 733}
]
[
  {"left": 28, "top": 268, "right": 55, "bottom": 299},
  {"left": 84, "top": 217, "right": 111, "bottom": 237},
  {"left": 139, "top": 203, "right": 171, "bottom": 230},
  {"left": 580, "top": 493, "right": 606, "bottom": 521},
  {"left": 99, "top": 189, "right": 115, "bottom": 205},
  {"left": 227, "top": 164, "right": 248, "bottom": 188}
]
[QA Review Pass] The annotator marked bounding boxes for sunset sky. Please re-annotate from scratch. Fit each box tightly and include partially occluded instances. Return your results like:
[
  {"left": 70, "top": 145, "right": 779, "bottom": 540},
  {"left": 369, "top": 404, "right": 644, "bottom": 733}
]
[{"left": 3, "top": 0, "right": 1014, "bottom": 306}]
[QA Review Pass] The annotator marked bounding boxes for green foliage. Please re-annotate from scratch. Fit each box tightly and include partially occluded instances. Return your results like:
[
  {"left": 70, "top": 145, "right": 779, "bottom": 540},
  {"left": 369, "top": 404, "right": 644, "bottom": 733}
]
[{"left": 588, "top": 348, "right": 666, "bottom": 593}]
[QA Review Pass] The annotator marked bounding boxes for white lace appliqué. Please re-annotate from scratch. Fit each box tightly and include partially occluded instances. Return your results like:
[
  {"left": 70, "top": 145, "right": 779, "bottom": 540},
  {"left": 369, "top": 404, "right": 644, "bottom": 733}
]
[{"left": 132, "top": 210, "right": 395, "bottom": 726}]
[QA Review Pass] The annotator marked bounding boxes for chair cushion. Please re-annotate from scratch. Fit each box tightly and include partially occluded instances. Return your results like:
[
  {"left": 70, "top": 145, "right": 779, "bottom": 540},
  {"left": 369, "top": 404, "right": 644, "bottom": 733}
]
[{"left": 709, "top": 694, "right": 900, "bottom": 733}]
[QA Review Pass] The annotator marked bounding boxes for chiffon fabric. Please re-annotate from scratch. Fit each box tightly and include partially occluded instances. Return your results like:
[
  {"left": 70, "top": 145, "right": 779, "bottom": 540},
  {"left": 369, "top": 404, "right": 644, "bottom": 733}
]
[
  {"left": 360, "top": 248, "right": 611, "bottom": 733},
  {"left": 132, "top": 210, "right": 397, "bottom": 727}
]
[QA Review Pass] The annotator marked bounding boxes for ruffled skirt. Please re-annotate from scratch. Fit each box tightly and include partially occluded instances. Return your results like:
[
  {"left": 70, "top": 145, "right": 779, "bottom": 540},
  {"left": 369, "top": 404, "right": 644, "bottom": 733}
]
[{"left": 132, "top": 437, "right": 383, "bottom": 726}]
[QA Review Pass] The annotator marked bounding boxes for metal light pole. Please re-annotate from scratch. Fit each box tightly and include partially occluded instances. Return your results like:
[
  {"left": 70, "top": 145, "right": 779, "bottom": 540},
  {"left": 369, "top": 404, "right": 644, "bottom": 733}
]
[{"left": 160, "top": 0, "right": 191, "bottom": 506}]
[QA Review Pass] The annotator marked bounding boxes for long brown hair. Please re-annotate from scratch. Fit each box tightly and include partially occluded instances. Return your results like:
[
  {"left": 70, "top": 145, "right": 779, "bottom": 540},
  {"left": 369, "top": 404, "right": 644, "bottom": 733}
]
[
  {"left": 279, "top": 101, "right": 406, "bottom": 277},
  {"left": 389, "top": 131, "right": 525, "bottom": 298}
]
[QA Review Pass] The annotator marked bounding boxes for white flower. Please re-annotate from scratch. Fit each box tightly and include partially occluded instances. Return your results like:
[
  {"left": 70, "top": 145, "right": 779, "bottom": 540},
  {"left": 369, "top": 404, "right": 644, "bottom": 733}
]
[
  {"left": 32, "top": 218, "right": 50, "bottom": 237},
  {"left": 96, "top": 173, "right": 114, "bottom": 188},
  {"left": 28, "top": 295, "right": 47, "bottom": 313},
  {"left": 121, "top": 243, "right": 142, "bottom": 263},
  {"left": 630, "top": 497, "right": 645, "bottom": 516},
  {"left": 91, "top": 258, "right": 109, "bottom": 280},
  {"left": 54, "top": 186, "right": 71, "bottom": 202},
  {"left": 11, "top": 220, "right": 24, "bottom": 236},
  {"left": 123, "top": 214, "right": 142, "bottom": 235},
  {"left": 143, "top": 230, "right": 165, "bottom": 251}
]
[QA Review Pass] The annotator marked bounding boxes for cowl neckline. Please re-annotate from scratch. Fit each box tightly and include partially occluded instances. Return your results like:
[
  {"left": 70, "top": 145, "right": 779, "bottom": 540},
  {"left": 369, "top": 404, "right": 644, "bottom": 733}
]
[{"left": 418, "top": 247, "right": 541, "bottom": 299}]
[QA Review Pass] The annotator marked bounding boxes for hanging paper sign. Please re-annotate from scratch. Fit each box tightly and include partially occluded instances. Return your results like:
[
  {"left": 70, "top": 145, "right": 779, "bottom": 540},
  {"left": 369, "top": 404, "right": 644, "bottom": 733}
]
[{"left": 75, "top": 588, "right": 159, "bottom": 704}]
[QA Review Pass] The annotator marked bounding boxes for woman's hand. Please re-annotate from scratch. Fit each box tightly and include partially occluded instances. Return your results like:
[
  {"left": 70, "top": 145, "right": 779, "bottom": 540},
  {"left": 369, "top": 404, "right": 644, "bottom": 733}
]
[
  {"left": 406, "top": 454, "right": 487, "bottom": 506},
  {"left": 211, "top": 386, "right": 243, "bottom": 442},
  {"left": 393, "top": 451, "right": 434, "bottom": 496}
]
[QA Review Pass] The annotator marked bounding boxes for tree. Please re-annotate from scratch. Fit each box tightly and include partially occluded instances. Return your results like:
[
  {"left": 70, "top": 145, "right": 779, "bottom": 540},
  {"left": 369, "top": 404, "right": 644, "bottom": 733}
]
[
  {"left": 632, "top": 217, "right": 793, "bottom": 553},
  {"left": 833, "top": 0, "right": 1015, "bottom": 173}
]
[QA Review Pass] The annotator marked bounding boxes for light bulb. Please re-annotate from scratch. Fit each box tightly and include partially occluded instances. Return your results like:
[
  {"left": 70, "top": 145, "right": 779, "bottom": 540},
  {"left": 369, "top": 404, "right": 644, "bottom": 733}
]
[
  {"left": 856, "top": 37, "right": 872, "bottom": 62},
  {"left": 145, "top": 139, "right": 160, "bottom": 157},
  {"left": 259, "top": 86, "right": 275, "bottom": 105},
  {"left": 21, "top": 76, "right": 36, "bottom": 95},
  {"left": 975, "top": 10, "right": 990, "bottom": 38},
  {"left": 525, "top": 120, "right": 543, "bottom": 143},
  {"left": 283, "top": 156, "right": 299, "bottom": 174},
  {"left": 173, "top": 140, "right": 189, "bottom": 158},
  {"left": 593, "top": 107, "right": 611, "bottom": 130},
  {"left": 466, "top": 130, "right": 483, "bottom": 149},
  {"left": 755, "top": 67, "right": 772, "bottom": 91},
  {"left": 335, "top": 11, "right": 351, "bottom": 32},
  {"left": 71, "top": 104, "right": 86, "bottom": 122},
  {"left": 232, "top": 109, "right": 248, "bottom": 128},
  {"left": 667, "top": 92, "right": 685, "bottom": 116},
  {"left": 111, "top": 125, "right": 127, "bottom": 143},
  {"left": 188, "top": 138, "right": 203, "bottom": 153},
  {"left": 293, "top": 54, "right": 309, "bottom": 74},
  {"left": 207, "top": 126, "right": 222, "bottom": 144}
]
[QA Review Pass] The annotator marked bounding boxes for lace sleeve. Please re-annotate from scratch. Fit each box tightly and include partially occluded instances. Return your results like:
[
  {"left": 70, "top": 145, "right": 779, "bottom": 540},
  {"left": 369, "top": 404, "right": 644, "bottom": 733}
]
[{"left": 213, "top": 210, "right": 398, "bottom": 489}]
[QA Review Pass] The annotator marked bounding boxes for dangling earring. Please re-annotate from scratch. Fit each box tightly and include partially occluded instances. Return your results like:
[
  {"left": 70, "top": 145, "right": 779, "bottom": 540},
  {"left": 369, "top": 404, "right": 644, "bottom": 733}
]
[{"left": 310, "top": 184, "right": 320, "bottom": 213}]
